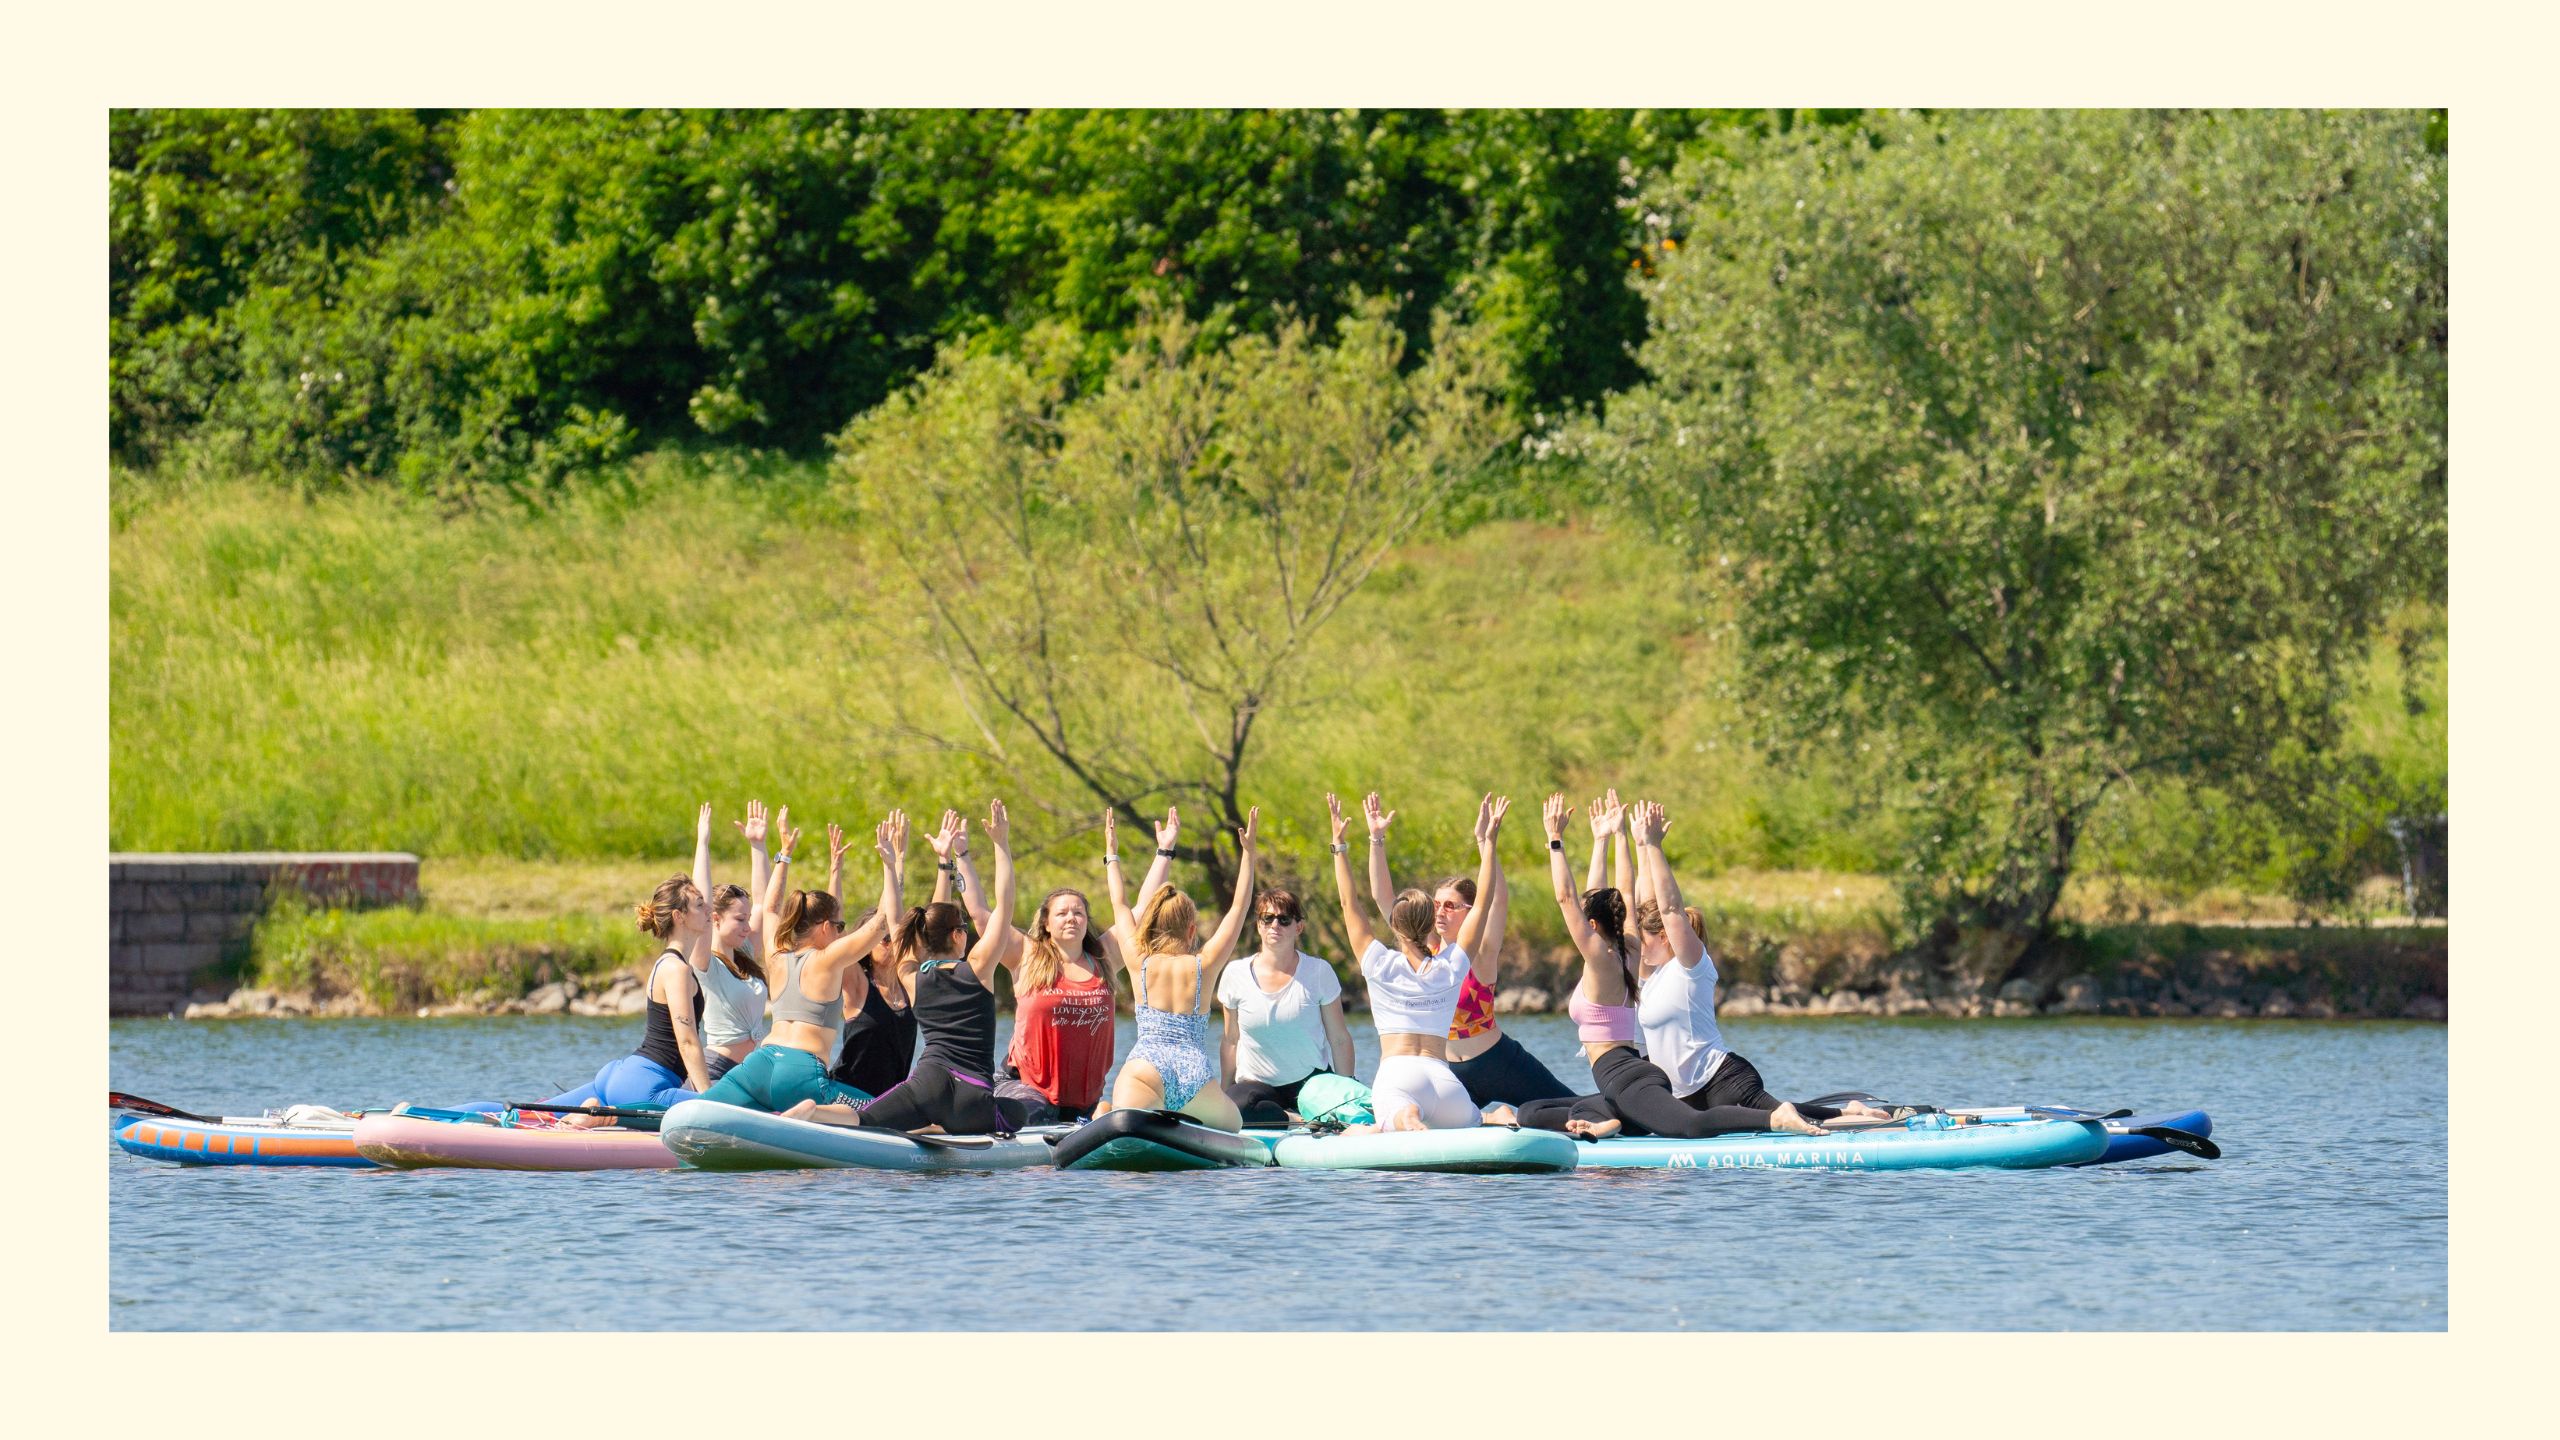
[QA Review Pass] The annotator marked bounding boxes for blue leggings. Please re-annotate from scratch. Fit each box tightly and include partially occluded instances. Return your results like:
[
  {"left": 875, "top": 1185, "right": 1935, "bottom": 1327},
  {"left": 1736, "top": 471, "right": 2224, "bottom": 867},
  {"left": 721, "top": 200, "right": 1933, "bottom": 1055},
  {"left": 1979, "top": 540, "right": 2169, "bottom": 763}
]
[
  {"left": 700, "top": 1044, "right": 872, "bottom": 1113},
  {"left": 544, "top": 1053, "right": 697, "bottom": 1110}
]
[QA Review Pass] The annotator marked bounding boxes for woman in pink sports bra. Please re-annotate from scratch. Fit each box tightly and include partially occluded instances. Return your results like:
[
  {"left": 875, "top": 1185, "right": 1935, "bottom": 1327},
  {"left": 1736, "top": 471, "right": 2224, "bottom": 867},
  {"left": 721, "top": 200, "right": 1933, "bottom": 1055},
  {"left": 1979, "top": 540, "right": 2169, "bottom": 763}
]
[
  {"left": 1360, "top": 792, "right": 1576, "bottom": 1107},
  {"left": 1505, "top": 796, "right": 1892, "bottom": 1138}
]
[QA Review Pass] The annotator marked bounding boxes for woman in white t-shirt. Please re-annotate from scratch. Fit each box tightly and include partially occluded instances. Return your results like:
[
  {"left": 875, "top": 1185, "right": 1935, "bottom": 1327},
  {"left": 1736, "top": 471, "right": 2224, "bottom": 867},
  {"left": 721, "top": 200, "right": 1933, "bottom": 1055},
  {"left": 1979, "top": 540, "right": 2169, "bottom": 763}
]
[
  {"left": 1216, "top": 887, "right": 1357, "bottom": 1124},
  {"left": 1327, "top": 790, "right": 1510, "bottom": 1131}
]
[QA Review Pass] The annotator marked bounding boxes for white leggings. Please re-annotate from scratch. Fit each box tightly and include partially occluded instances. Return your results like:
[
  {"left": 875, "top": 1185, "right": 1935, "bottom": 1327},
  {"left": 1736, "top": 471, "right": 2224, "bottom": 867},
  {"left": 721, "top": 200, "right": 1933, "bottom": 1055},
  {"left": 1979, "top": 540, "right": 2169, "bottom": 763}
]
[{"left": 1370, "top": 1055, "right": 1485, "bottom": 1129}]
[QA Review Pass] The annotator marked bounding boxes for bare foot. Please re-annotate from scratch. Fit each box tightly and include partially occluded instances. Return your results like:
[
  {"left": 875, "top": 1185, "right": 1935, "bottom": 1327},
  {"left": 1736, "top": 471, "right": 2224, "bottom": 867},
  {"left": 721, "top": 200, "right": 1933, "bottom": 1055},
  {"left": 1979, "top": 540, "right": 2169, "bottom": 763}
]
[
  {"left": 1770, "top": 1103, "right": 1827, "bottom": 1136},
  {"left": 561, "top": 1100, "right": 611, "bottom": 1130},
  {"left": 781, "top": 1099, "right": 818, "bottom": 1121},
  {"left": 1480, "top": 1104, "right": 1519, "bottom": 1126},
  {"left": 906, "top": 1124, "right": 947, "bottom": 1136},
  {"left": 1565, "top": 1117, "right": 1623, "bottom": 1140},
  {"left": 1838, "top": 1100, "right": 1891, "bottom": 1119},
  {"left": 1383, "top": 1104, "right": 1425, "bottom": 1133}
]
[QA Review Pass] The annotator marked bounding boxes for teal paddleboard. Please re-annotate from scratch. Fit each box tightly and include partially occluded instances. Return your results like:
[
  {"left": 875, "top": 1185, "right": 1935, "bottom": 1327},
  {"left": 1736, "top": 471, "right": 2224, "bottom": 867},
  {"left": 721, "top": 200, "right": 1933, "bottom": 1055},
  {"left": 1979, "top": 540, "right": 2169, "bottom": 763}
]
[
  {"left": 1255, "top": 1126, "right": 1579, "bottom": 1173},
  {"left": 660, "top": 1099, "right": 1067, "bottom": 1171},
  {"left": 1577, "top": 1115, "right": 2108, "bottom": 1171}
]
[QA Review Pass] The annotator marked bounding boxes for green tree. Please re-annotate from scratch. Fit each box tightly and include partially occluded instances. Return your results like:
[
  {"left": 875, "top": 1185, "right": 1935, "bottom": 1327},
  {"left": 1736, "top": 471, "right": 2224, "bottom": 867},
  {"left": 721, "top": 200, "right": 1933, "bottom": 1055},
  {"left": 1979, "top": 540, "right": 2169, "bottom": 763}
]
[
  {"left": 110, "top": 108, "right": 455, "bottom": 462},
  {"left": 833, "top": 299, "right": 1513, "bottom": 892},
  {"left": 1589, "top": 109, "right": 2445, "bottom": 982}
]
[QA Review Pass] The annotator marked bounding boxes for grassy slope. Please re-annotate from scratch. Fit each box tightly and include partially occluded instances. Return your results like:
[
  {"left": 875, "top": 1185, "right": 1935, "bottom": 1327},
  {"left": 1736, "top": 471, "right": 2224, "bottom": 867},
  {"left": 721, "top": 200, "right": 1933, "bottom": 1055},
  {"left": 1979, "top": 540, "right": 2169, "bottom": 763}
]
[{"left": 113, "top": 459, "right": 2443, "bottom": 1001}]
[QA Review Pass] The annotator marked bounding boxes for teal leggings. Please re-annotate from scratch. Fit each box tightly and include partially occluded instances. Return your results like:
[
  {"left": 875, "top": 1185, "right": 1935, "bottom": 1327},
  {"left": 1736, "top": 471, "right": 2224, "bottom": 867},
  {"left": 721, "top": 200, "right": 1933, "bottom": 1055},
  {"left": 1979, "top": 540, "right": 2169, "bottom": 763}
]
[{"left": 700, "top": 1044, "right": 873, "bottom": 1113}]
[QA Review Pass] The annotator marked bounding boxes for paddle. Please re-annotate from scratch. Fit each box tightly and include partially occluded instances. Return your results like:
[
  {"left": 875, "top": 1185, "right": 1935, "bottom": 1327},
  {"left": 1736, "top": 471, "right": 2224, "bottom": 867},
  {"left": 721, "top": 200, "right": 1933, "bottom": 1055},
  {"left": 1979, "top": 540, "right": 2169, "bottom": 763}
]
[
  {"left": 2024, "top": 1105, "right": 2220, "bottom": 1159},
  {"left": 109, "top": 1091, "right": 219, "bottom": 1123},
  {"left": 506, "top": 1100, "right": 667, "bottom": 1121}
]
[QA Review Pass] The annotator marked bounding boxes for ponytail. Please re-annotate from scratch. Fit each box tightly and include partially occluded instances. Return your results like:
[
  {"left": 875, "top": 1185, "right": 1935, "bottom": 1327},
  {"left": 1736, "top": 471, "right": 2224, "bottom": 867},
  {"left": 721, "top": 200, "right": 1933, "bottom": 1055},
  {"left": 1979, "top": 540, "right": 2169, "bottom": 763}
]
[
  {"left": 898, "top": 902, "right": 974, "bottom": 969},
  {"left": 773, "top": 888, "right": 843, "bottom": 953},
  {"left": 1583, "top": 887, "right": 1637, "bottom": 1001}
]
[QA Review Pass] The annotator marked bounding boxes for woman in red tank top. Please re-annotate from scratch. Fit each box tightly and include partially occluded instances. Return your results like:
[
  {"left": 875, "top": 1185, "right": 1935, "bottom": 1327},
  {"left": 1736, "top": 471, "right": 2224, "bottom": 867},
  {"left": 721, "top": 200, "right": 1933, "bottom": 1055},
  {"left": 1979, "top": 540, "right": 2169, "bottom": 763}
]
[{"left": 996, "top": 806, "right": 1178, "bottom": 1123}]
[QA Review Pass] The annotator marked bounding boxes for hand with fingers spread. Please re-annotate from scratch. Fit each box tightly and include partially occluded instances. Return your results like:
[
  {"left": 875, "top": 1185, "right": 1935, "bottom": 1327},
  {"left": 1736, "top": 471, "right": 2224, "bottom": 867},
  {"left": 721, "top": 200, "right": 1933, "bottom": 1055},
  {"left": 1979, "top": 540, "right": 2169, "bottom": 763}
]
[
  {"left": 926, "top": 810, "right": 961, "bottom": 864},
  {"left": 776, "top": 822, "right": 804, "bottom": 863},
  {"left": 885, "top": 808, "right": 911, "bottom": 857},
  {"left": 1589, "top": 794, "right": 1624, "bottom": 839},
  {"left": 1487, "top": 793, "right": 1512, "bottom": 836},
  {"left": 774, "top": 806, "right": 793, "bottom": 852},
  {"left": 1325, "top": 792, "right": 1350, "bottom": 849},
  {"left": 1632, "top": 800, "right": 1667, "bottom": 847},
  {"left": 735, "top": 799, "right": 769, "bottom": 848},
  {"left": 1363, "top": 791, "right": 1396, "bottom": 841},
  {"left": 1543, "top": 792, "right": 1575, "bottom": 843},
  {"left": 982, "top": 797, "right": 1011, "bottom": 849},
  {"left": 1155, "top": 805, "right": 1180, "bottom": 853},
  {"left": 827, "top": 822, "right": 852, "bottom": 867}
]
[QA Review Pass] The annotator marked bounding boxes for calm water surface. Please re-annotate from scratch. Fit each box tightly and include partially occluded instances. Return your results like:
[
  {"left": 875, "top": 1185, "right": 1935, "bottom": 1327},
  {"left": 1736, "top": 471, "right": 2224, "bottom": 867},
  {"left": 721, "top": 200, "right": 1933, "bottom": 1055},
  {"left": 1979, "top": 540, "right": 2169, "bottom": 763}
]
[{"left": 109, "top": 1015, "right": 2445, "bottom": 1330}]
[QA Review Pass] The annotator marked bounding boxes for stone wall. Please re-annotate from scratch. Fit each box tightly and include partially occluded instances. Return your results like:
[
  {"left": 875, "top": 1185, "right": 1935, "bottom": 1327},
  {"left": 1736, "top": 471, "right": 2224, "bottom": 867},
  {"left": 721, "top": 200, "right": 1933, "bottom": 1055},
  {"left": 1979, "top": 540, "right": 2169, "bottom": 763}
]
[{"left": 108, "top": 853, "right": 419, "bottom": 1016}]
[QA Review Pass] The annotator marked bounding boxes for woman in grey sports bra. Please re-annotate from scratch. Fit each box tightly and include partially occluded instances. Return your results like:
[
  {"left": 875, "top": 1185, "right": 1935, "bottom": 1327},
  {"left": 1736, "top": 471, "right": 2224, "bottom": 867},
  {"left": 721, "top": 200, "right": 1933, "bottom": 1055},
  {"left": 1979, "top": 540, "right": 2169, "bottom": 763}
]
[{"left": 699, "top": 810, "right": 909, "bottom": 1115}]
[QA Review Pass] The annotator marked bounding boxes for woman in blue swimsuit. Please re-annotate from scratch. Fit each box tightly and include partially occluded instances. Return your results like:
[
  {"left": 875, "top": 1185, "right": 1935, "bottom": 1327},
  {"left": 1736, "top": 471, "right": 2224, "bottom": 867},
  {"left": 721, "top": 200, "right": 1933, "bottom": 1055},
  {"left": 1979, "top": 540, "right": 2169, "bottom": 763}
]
[{"left": 1106, "top": 806, "right": 1261, "bottom": 1130}]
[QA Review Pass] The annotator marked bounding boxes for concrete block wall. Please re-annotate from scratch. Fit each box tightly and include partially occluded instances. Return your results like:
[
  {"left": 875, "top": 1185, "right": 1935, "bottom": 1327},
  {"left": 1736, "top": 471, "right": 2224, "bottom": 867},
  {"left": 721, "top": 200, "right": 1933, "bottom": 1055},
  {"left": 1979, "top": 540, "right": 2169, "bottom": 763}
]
[{"left": 108, "top": 853, "right": 419, "bottom": 1016}]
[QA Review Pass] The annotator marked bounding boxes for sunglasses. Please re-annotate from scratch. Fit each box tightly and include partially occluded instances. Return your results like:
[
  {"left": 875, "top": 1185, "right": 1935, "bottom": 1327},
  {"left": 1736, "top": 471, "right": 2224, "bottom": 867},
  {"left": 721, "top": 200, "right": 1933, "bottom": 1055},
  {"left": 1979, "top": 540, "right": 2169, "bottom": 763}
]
[{"left": 1257, "top": 914, "right": 1302, "bottom": 926}]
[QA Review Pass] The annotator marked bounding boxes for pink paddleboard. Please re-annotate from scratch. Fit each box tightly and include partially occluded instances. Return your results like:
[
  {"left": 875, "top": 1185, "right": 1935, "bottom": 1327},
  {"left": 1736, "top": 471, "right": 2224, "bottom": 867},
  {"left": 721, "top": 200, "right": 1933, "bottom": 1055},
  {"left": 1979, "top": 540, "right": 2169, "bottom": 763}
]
[{"left": 353, "top": 1112, "right": 679, "bottom": 1171}]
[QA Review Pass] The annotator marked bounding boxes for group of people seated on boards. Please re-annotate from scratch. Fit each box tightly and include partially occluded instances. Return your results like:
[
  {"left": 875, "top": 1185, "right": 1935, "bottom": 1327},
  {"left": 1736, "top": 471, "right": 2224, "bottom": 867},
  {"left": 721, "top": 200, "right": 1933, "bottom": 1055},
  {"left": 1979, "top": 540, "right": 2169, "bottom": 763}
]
[{"left": 541, "top": 790, "right": 1895, "bottom": 1141}]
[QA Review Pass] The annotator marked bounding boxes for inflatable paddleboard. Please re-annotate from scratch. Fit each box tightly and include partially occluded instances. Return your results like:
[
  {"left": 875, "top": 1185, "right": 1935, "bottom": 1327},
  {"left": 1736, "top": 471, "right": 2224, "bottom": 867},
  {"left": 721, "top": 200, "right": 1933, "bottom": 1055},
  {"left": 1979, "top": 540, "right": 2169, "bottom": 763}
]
[
  {"left": 1051, "top": 1110, "right": 1272, "bottom": 1171},
  {"left": 1258, "top": 1126, "right": 1578, "bottom": 1174},
  {"left": 354, "top": 1110, "right": 679, "bottom": 1171},
  {"left": 1951, "top": 1106, "right": 2217, "bottom": 1164},
  {"left": 659, "top": 1099, "right": 1066, "bottom": 1171},
  {"left": 1578, "top": 1114, "right": 2108, "bottom": 1171},
  {"left": 114, "top": 1112, "right": 372, "bottom": 1168}
]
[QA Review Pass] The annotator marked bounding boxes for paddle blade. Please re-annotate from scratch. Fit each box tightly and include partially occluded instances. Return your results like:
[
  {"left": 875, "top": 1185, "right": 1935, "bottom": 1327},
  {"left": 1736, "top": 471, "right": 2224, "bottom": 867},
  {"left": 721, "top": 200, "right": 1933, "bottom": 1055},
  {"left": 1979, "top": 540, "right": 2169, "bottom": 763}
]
[
  {"left": 109, "top": 1091, "right": 214, "bottom": 1123},
  {"left": 2129, "top": 1125, "right": 2222, "bottom": 1160}
]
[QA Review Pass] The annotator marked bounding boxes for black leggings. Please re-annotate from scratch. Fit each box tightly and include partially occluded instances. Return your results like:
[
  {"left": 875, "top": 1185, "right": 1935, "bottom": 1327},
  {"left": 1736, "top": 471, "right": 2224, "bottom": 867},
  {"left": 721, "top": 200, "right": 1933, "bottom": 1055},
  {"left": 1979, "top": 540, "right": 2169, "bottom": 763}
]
[
  {"left": 1225, "top": 1071, "right": 1328, "bottom": 1126},
  {"left": 858, "top": 1057, "right": 1031, "bottom": 1137},
  {"left": 1448, "top": 1032, "right": 1577, "bottom": 1106},
  {"left": 1516, "top": 1048, "right": 1843, "bottom": 1138}
]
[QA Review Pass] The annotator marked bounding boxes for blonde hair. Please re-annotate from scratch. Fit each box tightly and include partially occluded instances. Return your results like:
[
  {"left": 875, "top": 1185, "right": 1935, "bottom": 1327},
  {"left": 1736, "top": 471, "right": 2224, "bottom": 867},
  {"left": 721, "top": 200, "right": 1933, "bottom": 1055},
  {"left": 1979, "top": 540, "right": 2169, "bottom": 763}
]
[
  {"left": 635, "top": 876, "right": 700, "bottom": 940},
  {"left": 1389, "top": 888, "right": 1437, "bottom": 952},
  {"left": 1135, "top": 886, "right": 1198, "bottom": 958},
  {"left": 1020, "top": 888, "right": 1105, "bottom": 992},
  {"left": 1634, "top": 898, "right": 1706, "bottom": 939}
]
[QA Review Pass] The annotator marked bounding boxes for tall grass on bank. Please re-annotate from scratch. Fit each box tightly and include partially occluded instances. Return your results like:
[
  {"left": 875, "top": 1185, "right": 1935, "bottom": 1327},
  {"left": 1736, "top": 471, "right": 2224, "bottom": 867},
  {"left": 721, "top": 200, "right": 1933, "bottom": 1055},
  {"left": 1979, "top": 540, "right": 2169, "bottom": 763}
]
[
  {"left": 247, "top": 892, "right": 632, "bottom": 1012},
  {"left": 115, "top": 456, "right": 2442, "bottom": 935}
]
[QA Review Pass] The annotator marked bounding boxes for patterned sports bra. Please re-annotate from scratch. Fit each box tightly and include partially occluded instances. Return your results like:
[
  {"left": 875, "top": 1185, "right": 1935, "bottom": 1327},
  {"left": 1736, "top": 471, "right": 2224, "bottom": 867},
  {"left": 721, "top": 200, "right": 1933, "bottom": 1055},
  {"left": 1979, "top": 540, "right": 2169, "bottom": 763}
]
[{"left": 1447, "top": 969, "right": 1497, "bottom": 1041}]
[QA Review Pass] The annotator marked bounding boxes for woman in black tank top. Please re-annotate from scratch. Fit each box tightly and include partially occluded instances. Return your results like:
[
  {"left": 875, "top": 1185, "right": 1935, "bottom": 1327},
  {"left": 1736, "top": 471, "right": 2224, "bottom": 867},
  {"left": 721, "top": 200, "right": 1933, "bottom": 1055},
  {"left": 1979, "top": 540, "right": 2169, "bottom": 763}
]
[
  {"left": 831, "top": 957, "right": 919, "bottom": 1096},
  {"left": 538, "top": 876, "right": 713, "bottom": 1111},
  {"left": 809, "top": 800, "right": 1030, "bottom": 1137}
]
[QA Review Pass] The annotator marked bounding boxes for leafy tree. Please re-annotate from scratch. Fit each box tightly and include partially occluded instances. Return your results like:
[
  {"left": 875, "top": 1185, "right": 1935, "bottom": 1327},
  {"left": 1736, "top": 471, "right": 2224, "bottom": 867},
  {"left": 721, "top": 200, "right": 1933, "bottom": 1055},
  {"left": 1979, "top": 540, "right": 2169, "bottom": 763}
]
[
  {"left": 110, "top": 108, "right": 455, "bottom": 462},
  {"left": 833, "top": 299, "right": 1513, "bottom": 891},
  {"left": 1589, "top": 109, "right": 2445, "bottom": 981}
]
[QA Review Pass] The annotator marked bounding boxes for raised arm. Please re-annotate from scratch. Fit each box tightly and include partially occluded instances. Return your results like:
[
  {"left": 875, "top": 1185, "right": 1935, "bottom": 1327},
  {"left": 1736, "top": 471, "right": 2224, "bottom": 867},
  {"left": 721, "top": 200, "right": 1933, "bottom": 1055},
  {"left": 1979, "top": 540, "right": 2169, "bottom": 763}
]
[
  {"left": 819, "top": 811, "right": 908, "bottom": 967},
  {"left": 1469, "top": 796, "right": 1513, "bottom": 982},
  {"left": 1633, "top": 801, "right": 1706, "bottom": 968},
  {"left": 693, "top": 801, "right": 715, "bottom": 906},
  {"left": 826, "top": 822, "right": 851, "bottom": 905},
  {"left": 688, "top": 801, "right": 716, "bottom": 966},
  {"left": 1609, "top": 788, "right": 1635, "bottom": 903},
  {"left": 1583, "top": 795, "right": 1611, "bottom": 893},
  {"left": 759, "top": 819, "right": 803, "bottom": 961},
  {"left": 1137, "top": 806, "right": 1179, "bottom": 912},
  {"left": 1199, "top": 808, "right": 1259, "bottom": 968},
  {"left": 1326, "top": 794, "right": 1378, "bottom": 956},
  {"left": 734, "top": 800, "right": 771, "bottom": 950},
  {"left": 1452, "top": 794, "right": 1505, "bottom": 958},
  {"left": 964, "top": 799, "right": 1016, "bottom": 983},
  {"left": 1362, "top": 792, "right": 1398, "bottom": 919}
]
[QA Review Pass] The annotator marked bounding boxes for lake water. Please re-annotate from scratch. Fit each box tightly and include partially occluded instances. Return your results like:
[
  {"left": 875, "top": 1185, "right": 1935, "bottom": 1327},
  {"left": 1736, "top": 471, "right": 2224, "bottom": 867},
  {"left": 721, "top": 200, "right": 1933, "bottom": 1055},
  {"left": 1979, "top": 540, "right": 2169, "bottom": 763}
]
[{"left": 108, "top": 1014, "right": 2445, "bottom": 1331}]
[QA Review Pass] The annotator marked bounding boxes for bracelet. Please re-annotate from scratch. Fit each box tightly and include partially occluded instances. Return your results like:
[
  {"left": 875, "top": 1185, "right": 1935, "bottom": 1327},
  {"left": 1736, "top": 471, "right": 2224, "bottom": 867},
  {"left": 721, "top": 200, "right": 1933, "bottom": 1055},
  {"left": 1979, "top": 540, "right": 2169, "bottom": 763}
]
[
  {"left": 1104, "top": 854, "right": 1120, "bottom": 866},
  {"left": 773, "top": 853, "right": 793, "bottom": 866},
  {"left": 1330, "top": 842, "right": 1348, "bottom": 855},
  {"left": 1367, "top": 832, "right": 1385, "bottom": 843},
  {"left": 937, "top": 863, "right": 957, "bottom": 875},
  {"left": 1156, "top": 847, "right": 1176, "bottom": 857},
  {"left": 1548, "top": 839, "right": 1565, "bottom": 851}
]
